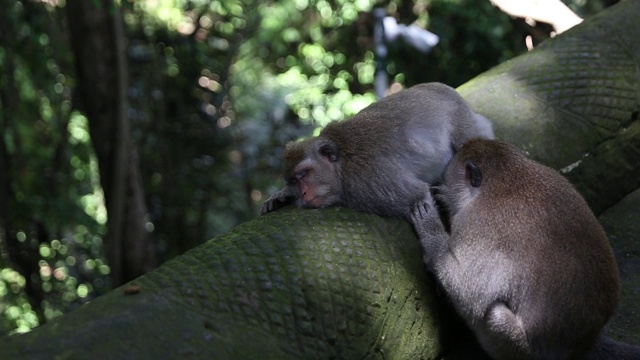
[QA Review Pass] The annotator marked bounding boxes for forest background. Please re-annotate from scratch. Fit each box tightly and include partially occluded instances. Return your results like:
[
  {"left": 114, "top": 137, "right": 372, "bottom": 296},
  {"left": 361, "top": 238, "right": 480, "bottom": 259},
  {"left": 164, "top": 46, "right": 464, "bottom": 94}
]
[{"left": 0, "top": 0, "right": 614, "bottom": 335}]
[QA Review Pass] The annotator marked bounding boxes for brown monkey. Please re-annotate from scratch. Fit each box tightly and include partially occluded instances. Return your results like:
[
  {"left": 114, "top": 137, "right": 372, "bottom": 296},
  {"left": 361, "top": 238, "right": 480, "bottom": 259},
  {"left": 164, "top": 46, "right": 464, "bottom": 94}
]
[
  {"left": 260, "top": 82, "right": 494, "bottom": 218},
  {"left": 411, "top": 139, "right": 640, "bottom": 360}
]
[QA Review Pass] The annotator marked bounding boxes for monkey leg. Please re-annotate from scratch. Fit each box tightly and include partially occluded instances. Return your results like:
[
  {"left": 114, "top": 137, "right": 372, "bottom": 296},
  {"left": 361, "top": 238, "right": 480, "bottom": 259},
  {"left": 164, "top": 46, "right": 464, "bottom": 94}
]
[{"left": 475, "top": 301, "right": 529, "bottom": 360}]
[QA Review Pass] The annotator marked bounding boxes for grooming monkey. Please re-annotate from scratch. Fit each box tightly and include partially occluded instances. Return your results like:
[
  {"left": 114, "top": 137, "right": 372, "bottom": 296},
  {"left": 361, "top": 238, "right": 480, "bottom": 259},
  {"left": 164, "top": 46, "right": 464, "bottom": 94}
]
[
  {"left": 411, "top": 139, "right": 640, "bottom": 360},
  {"left": 260, "top": 82, "right": 494, "bottom": 218}
]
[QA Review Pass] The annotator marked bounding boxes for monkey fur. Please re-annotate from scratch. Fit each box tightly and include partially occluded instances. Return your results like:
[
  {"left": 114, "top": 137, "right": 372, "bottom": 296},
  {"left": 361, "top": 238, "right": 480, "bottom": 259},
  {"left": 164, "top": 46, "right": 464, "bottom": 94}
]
[
  {"left": 260, "top": 82, "right": 494, "bottom": 218},
  {"left": 411, "top": 139, "right": 640, "bottom": 360}
]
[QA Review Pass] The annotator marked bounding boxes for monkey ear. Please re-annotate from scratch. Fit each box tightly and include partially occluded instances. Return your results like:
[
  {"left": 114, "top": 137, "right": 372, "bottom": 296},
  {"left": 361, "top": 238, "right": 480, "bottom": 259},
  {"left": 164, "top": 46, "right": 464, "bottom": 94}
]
[
  {"left": 465, "top": 161, "right": 483, "bottom": 188},
  {"left": 318, "top": 142, "right": 339, "bottom": 163}
]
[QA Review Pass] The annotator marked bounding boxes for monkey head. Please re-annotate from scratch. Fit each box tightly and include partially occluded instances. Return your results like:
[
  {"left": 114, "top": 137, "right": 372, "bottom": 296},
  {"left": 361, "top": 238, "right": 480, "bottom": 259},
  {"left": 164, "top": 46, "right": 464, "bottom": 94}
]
[
  {"left": 282, "top": 137, "right": 342, "bottom": 209},
  {"left": 438, "top": 139, "right": 512, "bottom": 218}
]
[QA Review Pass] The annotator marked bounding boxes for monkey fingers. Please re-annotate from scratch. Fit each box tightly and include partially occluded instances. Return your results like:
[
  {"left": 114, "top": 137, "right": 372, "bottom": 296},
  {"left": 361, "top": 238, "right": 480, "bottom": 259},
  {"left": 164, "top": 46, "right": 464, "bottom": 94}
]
[
  {"left": 410, "top": 191, "right": 451, "bottom": 270},
  {"left": 260, "top": 191, "right": 292, "bottom": 215},
  {"left": 259, "top": 203, "right": 272, "bottom": 215},
  {"left": 410, "top": 193, "right": 441, "bottom": 236},
  {"left": 259, "top": 198, "right": 274, "bottom": 215}
]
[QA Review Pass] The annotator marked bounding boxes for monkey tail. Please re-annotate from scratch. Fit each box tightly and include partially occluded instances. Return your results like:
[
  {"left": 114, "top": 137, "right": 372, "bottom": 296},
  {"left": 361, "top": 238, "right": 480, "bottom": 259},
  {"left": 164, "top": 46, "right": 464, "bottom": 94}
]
[{"left": 586, "top": 336, "right": 640, "bottom": 360}]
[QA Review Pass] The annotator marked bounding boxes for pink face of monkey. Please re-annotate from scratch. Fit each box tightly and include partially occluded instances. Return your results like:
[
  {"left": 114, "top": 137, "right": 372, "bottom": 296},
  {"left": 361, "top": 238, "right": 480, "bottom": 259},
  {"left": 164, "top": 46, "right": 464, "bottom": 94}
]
[{"left": 283, "top": 139, "right": 341, "bottom": 209}]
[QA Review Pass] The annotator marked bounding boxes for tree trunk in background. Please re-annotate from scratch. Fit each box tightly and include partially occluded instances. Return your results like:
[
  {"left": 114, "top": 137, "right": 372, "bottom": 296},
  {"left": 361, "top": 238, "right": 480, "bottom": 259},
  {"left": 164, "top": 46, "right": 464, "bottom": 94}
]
[
  {"left": 66, "top": 0, "right": 156, "bottom": 286},
  {"left": 0, "top": 1, "right": 47, "bottom": 325}
]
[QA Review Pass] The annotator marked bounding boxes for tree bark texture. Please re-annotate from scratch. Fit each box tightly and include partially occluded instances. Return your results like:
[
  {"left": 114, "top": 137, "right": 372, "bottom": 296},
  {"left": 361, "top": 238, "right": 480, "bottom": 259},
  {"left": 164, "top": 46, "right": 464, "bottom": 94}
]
[
  {"left": 66, "top": 0, "right": 156, "bottom": 285},
  {"left": 0, "top": 208, "right": 452, "bottom": 359}
]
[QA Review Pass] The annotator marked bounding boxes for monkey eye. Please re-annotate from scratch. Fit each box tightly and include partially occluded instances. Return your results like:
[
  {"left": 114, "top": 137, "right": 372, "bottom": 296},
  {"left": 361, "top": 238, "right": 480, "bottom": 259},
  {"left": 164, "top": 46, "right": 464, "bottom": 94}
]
[
  {"left": 296, "top": 169, "right": 308, "bottom": 179},
  {"left": 288, "top": 169, "right": 308, "bottom": 185}
]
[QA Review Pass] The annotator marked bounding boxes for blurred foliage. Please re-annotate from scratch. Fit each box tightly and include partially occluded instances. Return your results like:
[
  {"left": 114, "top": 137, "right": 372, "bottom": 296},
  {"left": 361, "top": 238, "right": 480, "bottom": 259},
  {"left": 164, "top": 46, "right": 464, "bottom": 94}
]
[
  {"left": 0, "top": 0, "right": 110, "bottom": 334},
  {"left": 0, "top": 0, "right": 611, "bottom": 335}
]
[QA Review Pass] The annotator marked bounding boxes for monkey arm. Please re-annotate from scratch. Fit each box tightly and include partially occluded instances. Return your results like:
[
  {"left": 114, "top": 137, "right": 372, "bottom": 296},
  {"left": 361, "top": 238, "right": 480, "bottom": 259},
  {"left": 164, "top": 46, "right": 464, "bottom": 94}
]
[
  {"left": 411, "top": 193, "right": 492, "bottom": 320},
  {"left": 260, "top": 187, "right": 296, "bottom": 215},
  {"left": 0, "top": 207, "right": 454, "bottom": 359},
  {"left": 410, "top": 191, "right": 450, "bottom": 271}
]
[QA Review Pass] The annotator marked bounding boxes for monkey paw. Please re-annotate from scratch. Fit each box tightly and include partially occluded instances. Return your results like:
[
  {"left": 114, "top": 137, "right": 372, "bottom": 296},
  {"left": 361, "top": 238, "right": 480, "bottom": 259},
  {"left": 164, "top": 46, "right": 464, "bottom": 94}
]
[
  {"left": 410, "top": 191, "right": 442, "bottom": 237},
  {"left": 260, "top": 191, "right": 291, "bottom": 215},
  {"left": 411, "top": 191, "right": 436, "bottom": 219},
  {"left": 411, "top": 191, "right": 448, "bottom": 268},
  {"left": 260, "top": 197, "right": 279, "bottom": 215}
]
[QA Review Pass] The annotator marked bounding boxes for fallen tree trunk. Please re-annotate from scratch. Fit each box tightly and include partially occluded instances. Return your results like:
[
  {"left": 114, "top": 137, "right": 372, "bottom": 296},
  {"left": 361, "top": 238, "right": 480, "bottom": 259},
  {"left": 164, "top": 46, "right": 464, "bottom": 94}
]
[{"left": 1, "top": 208, "right": 452, "bottom": 359}]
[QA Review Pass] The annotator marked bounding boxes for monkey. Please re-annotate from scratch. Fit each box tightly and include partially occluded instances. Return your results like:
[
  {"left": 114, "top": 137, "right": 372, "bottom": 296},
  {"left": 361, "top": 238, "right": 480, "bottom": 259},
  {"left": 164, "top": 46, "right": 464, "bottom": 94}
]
[
  {"left": 260, "top": 82, "right": 494, "bottom": 218},
  {"left": 410, "top": 138, "right": 640, "bottom": 360}
]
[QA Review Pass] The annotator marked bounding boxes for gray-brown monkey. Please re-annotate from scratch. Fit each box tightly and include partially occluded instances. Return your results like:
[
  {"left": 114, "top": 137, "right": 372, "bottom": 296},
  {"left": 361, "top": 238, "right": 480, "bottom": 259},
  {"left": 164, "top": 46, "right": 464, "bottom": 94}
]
[
  {"left": 411, "top": 138, "right": 640, "bottom": 360},
  {"left": 260, "top": 82, "right": 494, "bottom": 218}
]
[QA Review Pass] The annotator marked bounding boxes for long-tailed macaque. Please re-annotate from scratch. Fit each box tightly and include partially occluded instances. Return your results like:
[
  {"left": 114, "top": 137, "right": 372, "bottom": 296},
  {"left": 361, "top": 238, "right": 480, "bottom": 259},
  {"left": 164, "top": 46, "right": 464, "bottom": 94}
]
[
  {"left": 411, "top": 138, "right": 640, "bottom": 360},
  {"left": 260, "top": 82, "right": 494, "bottom": 218}
]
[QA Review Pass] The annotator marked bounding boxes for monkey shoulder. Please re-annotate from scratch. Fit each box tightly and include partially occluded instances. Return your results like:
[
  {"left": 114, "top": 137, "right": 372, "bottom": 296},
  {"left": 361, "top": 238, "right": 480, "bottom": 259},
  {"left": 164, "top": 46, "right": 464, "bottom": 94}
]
[{"left": 408, "top": 82, "right": 458, "bottom": 98}]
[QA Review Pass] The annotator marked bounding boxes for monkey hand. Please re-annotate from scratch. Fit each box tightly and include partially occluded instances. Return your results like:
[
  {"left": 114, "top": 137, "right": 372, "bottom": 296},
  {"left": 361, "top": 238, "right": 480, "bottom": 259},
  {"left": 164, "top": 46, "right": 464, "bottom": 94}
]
[
  {"left": 410, "top": 191, "right": 448, "bottom": 269},
  {"left": 410, "top": 190, "right": 441, "bottom": 237},
  {"left": 260, "top": 189, "right": 294, "bottom": 215}
]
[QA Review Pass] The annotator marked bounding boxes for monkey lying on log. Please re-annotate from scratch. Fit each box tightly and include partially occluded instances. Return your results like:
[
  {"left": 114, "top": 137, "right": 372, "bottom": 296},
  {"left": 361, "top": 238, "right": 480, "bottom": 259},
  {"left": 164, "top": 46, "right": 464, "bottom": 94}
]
[
  {"left": 261, "top": 82, "right": 494, "bottom": 218},
  {"left": 411, "top": 138, "right": 640, "bottom": 360}
]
